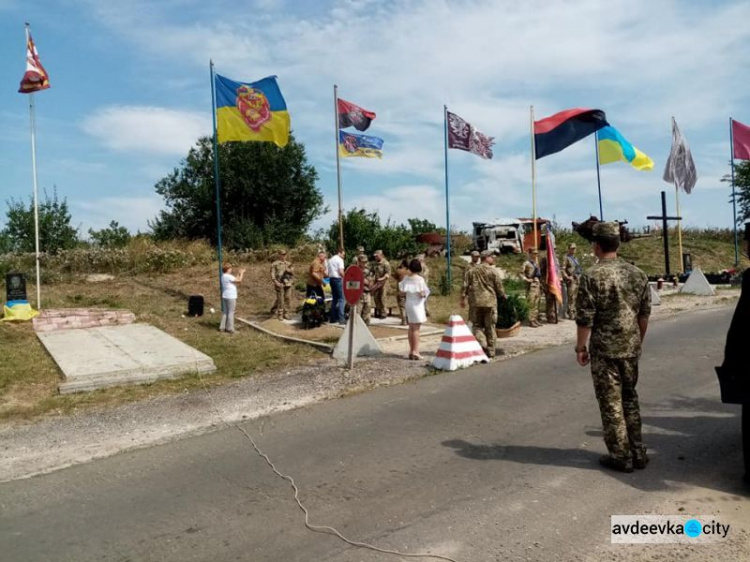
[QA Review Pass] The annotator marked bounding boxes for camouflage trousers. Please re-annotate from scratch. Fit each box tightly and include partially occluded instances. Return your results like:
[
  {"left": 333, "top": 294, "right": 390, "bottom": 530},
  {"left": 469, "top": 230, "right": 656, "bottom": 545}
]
[
  {"left": 466, "top": 301, "right": 476, "bottom": 326},
  {"left": 359, "top": 292, "right": 371, "bottom": 325},
  {"left": 273, "top": 286, "right": 293, "bottom": 319},
  {"left": 373, "top": 287, "right": 387, "bottom": 317},
  {"left": 565, "top": 279, "right": 579, "bottom": 319},
  {"left": 591, "top": 355, "right": 645, "bottom": 462},
  {"left": 526, "top": 282, "right": 541, "bottom": 323},
  {"left": 544, "top": 289, "right": 558, "bottom": 323},
  {"left": 397, "top": 293, "right": 406, "bottom": 325},
  {"left": 472, "top": 306, "right": 497, "bottom": 358}
]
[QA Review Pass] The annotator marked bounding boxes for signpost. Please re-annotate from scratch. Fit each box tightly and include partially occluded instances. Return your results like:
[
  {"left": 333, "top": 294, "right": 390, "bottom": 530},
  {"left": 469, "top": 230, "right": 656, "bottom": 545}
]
[
  {"left": 343, "top": 266, "right": 365, "bottom": 369},
  {"left": 647, "top": 191, "right": 682, "bottom": 277}
]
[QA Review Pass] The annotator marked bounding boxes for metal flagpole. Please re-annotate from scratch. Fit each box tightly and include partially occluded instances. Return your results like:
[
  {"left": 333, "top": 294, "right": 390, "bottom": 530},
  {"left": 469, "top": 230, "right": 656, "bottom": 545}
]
[
  {"left": 210, "top": 60, "right": 225, "bottom": 310},
  {"left": 730, "top": 117, "right": 739, "bottom": 266},
  {"left": 594, "top": 132, "right": 604, "bottom": 220},
  {"left": 530, "top": 105, "right": 538, "bottom": 250},
  {"left": 28, "top": 91, "right": 42, "bottom": 309},
  {"left": 672, "top": 118, "right": 685, "bottom": 273},
  {"left": 334, "top": 85, "right": 344, "bottom": 250},
  {"left": 24, "top": 24, "right": 42, "bottom": 309},
  {"left": 443, "top": 105, "right": 451, "bottom": 290}
]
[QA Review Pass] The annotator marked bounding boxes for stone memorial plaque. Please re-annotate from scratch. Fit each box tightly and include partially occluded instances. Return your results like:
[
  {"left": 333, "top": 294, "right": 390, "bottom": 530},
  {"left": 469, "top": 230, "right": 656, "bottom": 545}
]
[{"left": 6, "top": 273, "right": 27, "bottom": 302}]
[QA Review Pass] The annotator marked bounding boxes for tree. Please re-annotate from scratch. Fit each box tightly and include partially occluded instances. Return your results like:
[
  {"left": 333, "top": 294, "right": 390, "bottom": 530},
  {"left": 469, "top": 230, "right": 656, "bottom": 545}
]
[
  {"left": 150, "top": 135, "right": 324, "bottom": 249},
  {"left": 88, "top": 220, "right": 131, "bottom": 248},
  {"left": 326, "top": 209, "right": 427, "bottom": 258},
  {"left": 2, "top": 188, "right": 78, "bottom": 253},
  {"left": 724, "top": 160, "right": 750, "bottom": 225}
]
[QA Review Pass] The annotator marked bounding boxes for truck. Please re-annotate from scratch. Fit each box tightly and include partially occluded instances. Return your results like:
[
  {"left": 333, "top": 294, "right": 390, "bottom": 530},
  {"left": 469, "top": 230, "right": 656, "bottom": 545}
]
[{"left": 472, "top": 218, "right": 550, "bottom": 254}]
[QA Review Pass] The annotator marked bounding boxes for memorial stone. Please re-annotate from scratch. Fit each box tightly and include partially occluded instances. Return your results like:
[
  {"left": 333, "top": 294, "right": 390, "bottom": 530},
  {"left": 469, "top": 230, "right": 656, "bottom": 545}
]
[{"left": 6, "top": 273, "right": 27, "bottom": 302}]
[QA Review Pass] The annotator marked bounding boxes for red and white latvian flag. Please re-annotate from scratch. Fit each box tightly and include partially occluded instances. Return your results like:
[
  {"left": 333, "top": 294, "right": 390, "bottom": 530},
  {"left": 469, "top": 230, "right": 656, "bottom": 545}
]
[{"left": 19, "top": 30, "right": 50, "bottom": 94}]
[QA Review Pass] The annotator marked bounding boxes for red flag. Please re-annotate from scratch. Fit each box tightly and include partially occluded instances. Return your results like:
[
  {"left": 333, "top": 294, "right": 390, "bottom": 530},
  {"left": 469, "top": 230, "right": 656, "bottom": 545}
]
[
  {"left": 732, "top": 119, "right": 750, "bottom": 161},
  {"left": 337, "top": 98, "right": 376, "bottom": 132},
  {"left": 19, "top": 30, "right": 50, "bottom": 94}
]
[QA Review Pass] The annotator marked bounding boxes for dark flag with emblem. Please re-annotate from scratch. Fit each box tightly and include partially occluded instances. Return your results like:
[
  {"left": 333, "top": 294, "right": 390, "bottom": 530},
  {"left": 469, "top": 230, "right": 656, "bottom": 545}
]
[
  {"left": 337, "top": 98, "right": 376, "bottom": 131},
  {"left": 447, "top": 111, "right": 494, "bottom": 159}
]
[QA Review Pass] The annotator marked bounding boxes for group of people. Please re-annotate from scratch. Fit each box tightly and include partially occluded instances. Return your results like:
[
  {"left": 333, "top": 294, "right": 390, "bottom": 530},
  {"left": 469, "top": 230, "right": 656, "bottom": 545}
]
[
  {"left": 218, "top": 221, "right": 749, "bottom": 481},
  {"left": 521, "top": 242, "right": 582, "bottom": 327}
]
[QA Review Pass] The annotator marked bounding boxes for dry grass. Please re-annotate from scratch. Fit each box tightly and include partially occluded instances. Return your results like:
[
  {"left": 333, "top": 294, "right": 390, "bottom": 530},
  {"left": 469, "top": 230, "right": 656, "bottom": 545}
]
[{"left": 0, "top": 272, "right": 321, "bottom": 422}]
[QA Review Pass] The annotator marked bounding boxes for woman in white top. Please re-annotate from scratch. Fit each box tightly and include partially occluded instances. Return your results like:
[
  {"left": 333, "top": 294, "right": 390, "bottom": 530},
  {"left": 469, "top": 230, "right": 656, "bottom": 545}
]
[
  {"left": 398, "top": 258, "right": 429, "bottom": 360},
  {"left": 220, "top": 263, "right": 245, "bottom": 333}
]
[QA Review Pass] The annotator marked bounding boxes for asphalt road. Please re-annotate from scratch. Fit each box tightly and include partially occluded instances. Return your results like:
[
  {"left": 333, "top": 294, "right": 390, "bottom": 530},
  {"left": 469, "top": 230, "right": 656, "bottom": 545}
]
[{"left": 1, "top": 307, "right": 748, "bottom": 562}]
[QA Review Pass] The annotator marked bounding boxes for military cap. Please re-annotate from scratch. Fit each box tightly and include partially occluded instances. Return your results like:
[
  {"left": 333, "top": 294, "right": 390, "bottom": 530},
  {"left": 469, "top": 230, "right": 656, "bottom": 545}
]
[
  {"left": 480, "top": 249, "right": 494, "bottom": 258},
  {"left": 592, "top": 221, "right": 620, "bottom": 238},
  {"left": 280, "top": 249, "right": 287, "bottom": 254},
  {"left": 470, "top": 250, "right": 480, "bottom": 257},
  {"left": 568, "top": 243, "right": 576, "bottom": 249},
  {"left": 529, "top": 248, "right": 539, "bottom": 254},
  {"left": 357, "top": 246, "right": 365, "bottom": 252},
  {"left": 357, "top": 254, "right": 368, "bottom": 262}
]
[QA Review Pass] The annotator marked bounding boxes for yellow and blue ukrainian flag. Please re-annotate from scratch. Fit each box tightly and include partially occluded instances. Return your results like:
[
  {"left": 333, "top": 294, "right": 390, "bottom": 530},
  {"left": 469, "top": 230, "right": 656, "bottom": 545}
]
[
  {"left": 597, "top": 125, "right": 653, "bottom": 170},
  {"left": 214, "top": 74, "right": 290, "bottom": 147},
  {"left": 338, "top": 130, "right": 384, "bottom": 159}
]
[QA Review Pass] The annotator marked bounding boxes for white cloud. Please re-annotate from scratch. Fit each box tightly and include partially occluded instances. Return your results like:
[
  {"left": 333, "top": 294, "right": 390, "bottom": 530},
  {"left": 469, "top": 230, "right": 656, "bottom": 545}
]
[{"left": 81, "top": 106, "right": 210, "bottom": 156}]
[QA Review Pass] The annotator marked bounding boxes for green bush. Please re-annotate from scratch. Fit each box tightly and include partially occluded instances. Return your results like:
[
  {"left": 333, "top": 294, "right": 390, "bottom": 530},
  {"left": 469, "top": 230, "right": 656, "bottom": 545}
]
[{"left": 496, "top": 293, "right": 529, "bottom": 329}]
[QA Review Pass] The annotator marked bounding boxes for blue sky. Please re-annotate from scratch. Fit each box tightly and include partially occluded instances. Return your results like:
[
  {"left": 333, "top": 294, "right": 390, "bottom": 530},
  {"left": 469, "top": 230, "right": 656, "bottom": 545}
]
[{"left": 1, "top": 0, "right": 749, "bottom": 238}]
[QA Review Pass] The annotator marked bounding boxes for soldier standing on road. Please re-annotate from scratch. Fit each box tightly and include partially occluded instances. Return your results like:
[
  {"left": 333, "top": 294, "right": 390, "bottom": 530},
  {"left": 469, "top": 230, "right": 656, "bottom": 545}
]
[
  {"left": 539, "top": 253, "right": 559, "bottom": 324},
  {"left": 522, "top": 248, "right": 542, "bottom": 328},
  {"left": 461, "top": 250, "right": 481, "bottom": 325},
  {"left": 461, "top": 250, "right": 506, "bottom": 359},
  {"left": 562, "top": 243, "right": 582, "bottom": 320},
  {"left": 575, "top": 222, "right": 651, "bottom": 474},
  {"left": 419, "top": 255, "right": 431, "bottom": 318},
  {"left": 372, "top": 250, "right": 391, "bottom": 319},
  {"left": 357, "top": 254, "right": 373, "bottom": 325},
  {"left": 394, "top": 259, "right": 409, "bottom": 325},
  {"left": 270, "top": 249, "right": 294, "bottom": 320}
]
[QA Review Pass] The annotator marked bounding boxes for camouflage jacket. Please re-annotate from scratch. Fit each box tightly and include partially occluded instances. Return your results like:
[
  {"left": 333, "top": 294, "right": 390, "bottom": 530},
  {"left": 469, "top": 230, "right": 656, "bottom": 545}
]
[
  {"left": 461, "top": 262, "right": 479, "bottom": 300},
  {"left": 467, "top": 263, "right": 506, "bottom": 308},
  {"left": 373, "top": 259, "right": 391, "bottom": 282},
  {"left": 563, "top": 255, "right": 582, "bottom": 280},
  {"left": 523, "top": 260, "right": 541, "bottom": 284},
  {"left": 576, "top": 257, "right": 651, "bottom": 358},
  {"left": 271, "top": 260, "right": 294, "bottom": 286}
]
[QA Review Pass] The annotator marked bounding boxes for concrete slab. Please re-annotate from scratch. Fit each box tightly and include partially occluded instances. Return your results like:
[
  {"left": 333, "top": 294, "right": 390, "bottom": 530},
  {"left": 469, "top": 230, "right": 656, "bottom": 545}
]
[
  {"left": 37, "top": 324, "right": 216, "bottom": 394},
  {"left": 679, "top": 267, "right": 716, "bottom": 296},
  {"left": 332, "top": 314, "right": 383, "bottom": 364}
]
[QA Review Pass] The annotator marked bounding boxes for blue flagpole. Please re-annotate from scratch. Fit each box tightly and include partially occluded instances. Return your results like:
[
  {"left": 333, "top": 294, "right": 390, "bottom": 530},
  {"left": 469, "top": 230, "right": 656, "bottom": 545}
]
[
  {"left": 444, "top": 105, "right": 451, "bottom": 291},
  {"left": 595, "top": 132, "right": 604, "bottom": 220},
  {"left": 210, "top": 60, "right": 225, "bottom": 311}
]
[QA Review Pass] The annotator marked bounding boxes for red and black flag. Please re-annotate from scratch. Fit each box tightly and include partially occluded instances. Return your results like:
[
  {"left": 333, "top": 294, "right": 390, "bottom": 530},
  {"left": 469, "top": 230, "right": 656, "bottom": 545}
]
[
  {"left": 19, "top": 30, "right": 50, "bottom": 94},
  {"left": 337, "top": 98, "right": 376, "bottom": 131},
  {"left": 534, "top": 108, "right": 607, "bottom": 159}
]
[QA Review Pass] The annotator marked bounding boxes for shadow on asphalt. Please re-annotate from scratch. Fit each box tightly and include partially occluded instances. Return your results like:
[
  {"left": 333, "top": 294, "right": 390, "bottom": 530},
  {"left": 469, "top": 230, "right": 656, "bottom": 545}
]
[{"left": 442, "top": 395, "right": 749, "bottom": 497}]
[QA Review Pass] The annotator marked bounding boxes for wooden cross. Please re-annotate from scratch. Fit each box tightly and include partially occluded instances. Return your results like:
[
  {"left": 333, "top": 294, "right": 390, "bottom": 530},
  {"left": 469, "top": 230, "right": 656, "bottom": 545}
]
[{"left": 646, "top": 191, "right": 682, "bottom": 277}]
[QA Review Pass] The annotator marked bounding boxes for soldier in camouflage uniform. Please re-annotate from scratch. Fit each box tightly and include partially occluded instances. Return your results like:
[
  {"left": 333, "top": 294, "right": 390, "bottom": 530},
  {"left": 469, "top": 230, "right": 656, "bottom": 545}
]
[
  {"left": 357, "top": 254, "right": 372, "bottom": 325},
  {"left": 539, "top": 254, "right": 558, "bottom": 324},
  {"left": 394, "top": 259, "right": 409, "bottom": 325},
  {"left": 562, "top": 243, "right": 581, "bottom": 320},
  {"left": 419, "top": 255, "right": 431, "bottom": 317},
  {"left": 522, "top": 248, "right": 542, "bottom": 327},
  {"left": 270, "top": 249, "right": 294, "bottom": 320},
  {"left": 461, "top": 250, "right": 481, "bottom": 325},
  {"left": 350, "top": 246, "right": 365, "bottom": 267},
  {"left": 371, "top": 250, "right": 391, "bottom": 319},
  {"left": 461, "top": 250, "right": 506, "bottom": 358},
  {"left": 575, "top": 222, "right": 651, "bottom": 473}
]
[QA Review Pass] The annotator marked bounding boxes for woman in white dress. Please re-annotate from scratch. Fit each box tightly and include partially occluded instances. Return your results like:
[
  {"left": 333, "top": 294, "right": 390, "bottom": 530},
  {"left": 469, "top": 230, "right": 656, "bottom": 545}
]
[{"left": 398, "top": 258, "right": 428, "bottom": 360}]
